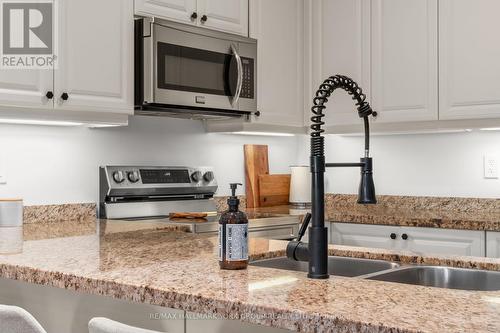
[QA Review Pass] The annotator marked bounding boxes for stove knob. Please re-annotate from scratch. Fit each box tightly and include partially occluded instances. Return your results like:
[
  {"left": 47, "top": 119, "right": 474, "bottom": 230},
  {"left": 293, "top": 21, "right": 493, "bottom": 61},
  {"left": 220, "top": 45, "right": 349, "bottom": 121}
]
[
  {"left": 203, "top": 171, "right": 214, "bottom": 182},
  {"left": 112, "top": 171, "right": 125, "bottom": 183},
  {"left": 191, "top": 171, "right": 202, "bottom": 182},
  {"left": 127, "top": 171, "right": 140, "bottom": 183}
]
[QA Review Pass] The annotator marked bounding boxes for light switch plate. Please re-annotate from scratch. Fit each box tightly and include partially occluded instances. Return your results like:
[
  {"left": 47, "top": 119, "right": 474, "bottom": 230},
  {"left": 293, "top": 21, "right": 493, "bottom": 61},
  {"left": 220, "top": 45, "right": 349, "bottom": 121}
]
[{"left": 484, "top": 154, "right": 499, "bottom": 179}]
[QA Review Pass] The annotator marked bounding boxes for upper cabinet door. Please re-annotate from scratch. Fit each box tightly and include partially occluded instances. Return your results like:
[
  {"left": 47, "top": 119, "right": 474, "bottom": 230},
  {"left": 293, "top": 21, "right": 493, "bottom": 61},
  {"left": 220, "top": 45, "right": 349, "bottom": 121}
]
[
  {"left": 312, "top": 0, "right": 371, "bottom": 127},
  {"left": 197, "top": 0, "right": 248, "bottom": 36},
  {"left": 55, "top": 0, "right": 133, "bottom": 114},
  {"left": 134, "top": 0, "right": 197, "bottom": 25},
  {"left": 0, "top": 69, "right": 53, "bottom": 110},
  {"left": 0, "top": 0, "right": 53, "bottom": 110},
  {"left": 371, "top": 0, "right": 438, "bottom": 123},
  {"left": 249, "top": 0, "right": 304, "bottom": 127},
  {"left": 439, "top": 0, "right": 500, "bottom": 120}
]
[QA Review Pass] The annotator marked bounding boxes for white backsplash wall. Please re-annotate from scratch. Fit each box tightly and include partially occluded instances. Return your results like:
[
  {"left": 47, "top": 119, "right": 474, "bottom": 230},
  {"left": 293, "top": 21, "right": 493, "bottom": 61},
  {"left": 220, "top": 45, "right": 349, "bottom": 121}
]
[
  {"left": 297, "top": 131, "right": 500, "bottom": 198},
  {"left": 0, "top": 117, "right": 299, "bottom": 205}
]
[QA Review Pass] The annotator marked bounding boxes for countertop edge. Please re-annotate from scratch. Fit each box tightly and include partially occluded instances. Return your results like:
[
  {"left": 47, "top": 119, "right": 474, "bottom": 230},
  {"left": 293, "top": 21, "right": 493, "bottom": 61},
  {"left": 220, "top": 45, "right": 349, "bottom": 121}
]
[{"left": 0, "top": 262, "right": 416, "bottom": 333}]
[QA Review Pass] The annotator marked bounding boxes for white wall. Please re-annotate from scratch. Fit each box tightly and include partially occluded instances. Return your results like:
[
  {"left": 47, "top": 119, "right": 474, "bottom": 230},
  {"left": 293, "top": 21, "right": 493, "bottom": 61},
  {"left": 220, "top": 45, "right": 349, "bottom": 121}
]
[
  {"left": 0, "top": 117, "right": 299, "bottom": 205},
  {"left": 297, "top": 131, "right": 500, "bottom": 198},
  {"left": 2, "top": 115, "right": 498, "bottom": 205}
]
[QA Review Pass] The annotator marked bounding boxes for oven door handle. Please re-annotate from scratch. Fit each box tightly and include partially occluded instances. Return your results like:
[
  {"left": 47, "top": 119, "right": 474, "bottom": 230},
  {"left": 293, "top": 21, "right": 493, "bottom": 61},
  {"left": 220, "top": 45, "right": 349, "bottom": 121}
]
[{"left": 230, "top": 43, "right": 243, "bottom": 108}]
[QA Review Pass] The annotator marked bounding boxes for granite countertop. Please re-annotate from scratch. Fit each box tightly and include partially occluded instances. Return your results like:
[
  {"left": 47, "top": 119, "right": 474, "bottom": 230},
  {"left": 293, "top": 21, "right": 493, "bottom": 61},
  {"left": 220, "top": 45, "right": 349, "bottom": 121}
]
[
  {"left": 326, "top": 195, "right": 500, "bottom": 231},
  {"left": 328, "top": 205, "right": 500, "bottom": 231},
  {"left": 1, "top": 218, "right": 500, "bottom": 332}
]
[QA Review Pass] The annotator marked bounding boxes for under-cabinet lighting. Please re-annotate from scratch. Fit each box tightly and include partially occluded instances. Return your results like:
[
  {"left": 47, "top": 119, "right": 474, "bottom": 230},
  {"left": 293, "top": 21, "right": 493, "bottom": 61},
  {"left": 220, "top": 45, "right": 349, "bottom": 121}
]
[
  {"left": 230, "top": 131, "right": 295, "bottom": 137},
  {"left": 479, "top": 127, "right": 500, "bottom": 131},
  {"left": 88, "top": 124, "right": 123, "bottom": 128},
  {"left": 0, "top": 119, "right": 83, "bottom": 126}
]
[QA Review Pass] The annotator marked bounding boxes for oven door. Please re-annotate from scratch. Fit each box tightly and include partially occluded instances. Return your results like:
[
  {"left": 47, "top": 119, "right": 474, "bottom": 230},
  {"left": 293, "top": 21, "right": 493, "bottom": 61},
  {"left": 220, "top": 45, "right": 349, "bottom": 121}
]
[{"left": 153, "top": 24, "right": 243, "bottom": 111}]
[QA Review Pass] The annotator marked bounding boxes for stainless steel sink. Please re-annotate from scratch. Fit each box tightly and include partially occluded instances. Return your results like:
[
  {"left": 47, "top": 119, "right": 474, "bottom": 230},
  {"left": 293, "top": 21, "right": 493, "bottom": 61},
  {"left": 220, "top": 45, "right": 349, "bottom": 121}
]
[
  {"left": 366, "top": 266, "right": 500, "bottom": 291},
  {"left": 250, "top": 256, "right": 400, "bottom": 277}
]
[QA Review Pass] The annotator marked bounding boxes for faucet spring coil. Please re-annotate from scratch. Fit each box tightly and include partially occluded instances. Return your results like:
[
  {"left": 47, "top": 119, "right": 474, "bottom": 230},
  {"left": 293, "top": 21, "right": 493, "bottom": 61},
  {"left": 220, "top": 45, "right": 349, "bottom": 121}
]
[{"left": 310, "top": 75, "right": 374, "bottom": 157}]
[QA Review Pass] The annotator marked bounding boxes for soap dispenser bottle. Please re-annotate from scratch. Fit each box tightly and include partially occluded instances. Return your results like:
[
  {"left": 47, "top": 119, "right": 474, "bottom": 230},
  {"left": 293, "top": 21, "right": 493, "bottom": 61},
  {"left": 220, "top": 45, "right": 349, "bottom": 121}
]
[{"left": 218, "top": 183, "right": 248, "bottom": 270}]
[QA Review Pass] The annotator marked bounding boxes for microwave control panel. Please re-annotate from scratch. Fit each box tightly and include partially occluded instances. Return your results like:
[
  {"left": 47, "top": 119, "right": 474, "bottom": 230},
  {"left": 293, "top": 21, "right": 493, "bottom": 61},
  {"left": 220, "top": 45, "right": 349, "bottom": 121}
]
[{"left": 240, "top": 57, "right": 255, "bottom": 99}]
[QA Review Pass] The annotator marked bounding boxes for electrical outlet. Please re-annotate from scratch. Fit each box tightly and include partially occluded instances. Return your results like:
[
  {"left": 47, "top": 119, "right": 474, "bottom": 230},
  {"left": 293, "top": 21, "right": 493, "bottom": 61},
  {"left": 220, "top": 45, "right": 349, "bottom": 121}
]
[{"left": 484, "top": 154, "right": 499, "bottom": 179}]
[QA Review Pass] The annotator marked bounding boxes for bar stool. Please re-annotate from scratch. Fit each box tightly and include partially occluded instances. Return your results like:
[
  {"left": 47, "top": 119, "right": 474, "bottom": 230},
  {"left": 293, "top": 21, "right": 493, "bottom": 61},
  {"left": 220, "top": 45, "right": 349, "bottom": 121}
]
[
  {"left": 0, "top": 304, "right": 47, "bottom": 333},
  {"left": 89, "top": 317, "right": 166, "bottom": 333}
]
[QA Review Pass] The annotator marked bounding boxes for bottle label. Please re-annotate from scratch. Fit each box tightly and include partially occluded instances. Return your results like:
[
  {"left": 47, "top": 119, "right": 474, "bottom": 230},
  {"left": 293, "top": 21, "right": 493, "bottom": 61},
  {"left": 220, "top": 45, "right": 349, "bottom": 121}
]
[
  {"left": 219, "top": 224, "right": 248, "bottom": 261},
  {"left": 218, "top": 224, "right": 223, "bottom": 260}
]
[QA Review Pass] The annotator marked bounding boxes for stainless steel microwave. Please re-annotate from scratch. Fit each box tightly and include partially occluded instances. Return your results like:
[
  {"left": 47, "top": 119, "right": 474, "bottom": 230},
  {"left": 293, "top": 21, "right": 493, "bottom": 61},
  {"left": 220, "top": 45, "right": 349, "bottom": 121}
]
[{"left": 135, "top": 17, "right": 258, "bottom": 119}]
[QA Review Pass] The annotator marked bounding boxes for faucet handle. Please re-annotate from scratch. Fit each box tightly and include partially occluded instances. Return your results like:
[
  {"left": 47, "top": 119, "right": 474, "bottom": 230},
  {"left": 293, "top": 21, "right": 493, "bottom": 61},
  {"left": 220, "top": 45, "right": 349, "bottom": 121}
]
[{"left": 297, "top": 213, "right": 311, "bottom": 242}]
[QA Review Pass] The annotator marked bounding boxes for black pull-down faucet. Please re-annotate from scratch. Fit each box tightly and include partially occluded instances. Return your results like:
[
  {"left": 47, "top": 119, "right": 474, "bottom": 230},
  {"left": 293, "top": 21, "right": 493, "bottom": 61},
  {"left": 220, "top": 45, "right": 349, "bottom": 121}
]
[{"left": 286, "top": 75, "right": 377, "bottom": 279}]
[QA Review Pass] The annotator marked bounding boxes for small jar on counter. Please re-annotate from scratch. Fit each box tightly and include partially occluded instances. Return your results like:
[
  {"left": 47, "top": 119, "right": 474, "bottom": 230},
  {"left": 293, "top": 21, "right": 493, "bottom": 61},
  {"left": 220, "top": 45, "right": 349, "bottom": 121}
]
[{"left": 0, "top": 199, "right": 23, "bottom": 254}]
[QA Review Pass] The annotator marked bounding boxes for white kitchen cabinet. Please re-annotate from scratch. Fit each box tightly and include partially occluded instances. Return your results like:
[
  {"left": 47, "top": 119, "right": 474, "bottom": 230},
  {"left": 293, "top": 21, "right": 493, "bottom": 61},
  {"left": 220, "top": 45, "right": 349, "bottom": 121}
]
[
  {"left": 331, "top": 223, "right": 485, "bottom": 257},
  {"left": 135, "top": 0, "right": 248, "bottom": 36},
  {"left": 0, "top": 0, "right": 133, "bottom": 123},
  {"left": 403, "top": 227, "right": 485, "bottom": 257},
  {"left": 331, "top": 223, "right": 400, "bottom": 249},
  {"left": 135, "top": 0, "right": 197, "bottom": 25},
  {"left": 308, "top": 0, "right": 371, "bottom": 127},
  {"left": 370, "top": 0, "right": 438, "bottom": 123},
  {"left": 249, "top": 0, "right": 304, "bottom": 128},
  {"left": 0, "top": 277, "right": 184, "bottom": 333},
  {"left": 55, "top": 0, "right": 133, "bottom": 114},
  {"left": 198, "top": 0, "right": 248, "bottom": 36},
  {"left": 439, "top": 0, "right": 500, "bottom": 120},
  {"left": 313, "top": 0, "right": 438, "bottom": 130},
  {"left": 0, "top": 70, "right": 53, "bottom": 110},
  {"left": 486, "top": 232, "right": 500, "bottom": 258},
  {"left": 204, "top": 0, "right": 305, "bottom": 133},
  {"left": 186, "top": 313, "right": 291, "bottom": 333}
]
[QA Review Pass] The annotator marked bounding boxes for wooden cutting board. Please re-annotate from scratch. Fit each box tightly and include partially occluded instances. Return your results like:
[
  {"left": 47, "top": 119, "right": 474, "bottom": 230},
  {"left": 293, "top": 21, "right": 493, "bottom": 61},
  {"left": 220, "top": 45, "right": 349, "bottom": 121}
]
[
  {"left": 244, "top": 144, "right": 269, "bottom": 208},
  {"left": 258, "top": 174, "right": 291, "bottom": 207}
]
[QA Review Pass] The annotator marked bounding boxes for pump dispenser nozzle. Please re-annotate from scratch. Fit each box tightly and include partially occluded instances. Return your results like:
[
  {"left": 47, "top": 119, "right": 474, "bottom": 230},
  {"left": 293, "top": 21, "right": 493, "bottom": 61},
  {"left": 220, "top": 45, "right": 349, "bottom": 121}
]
[{"left": 228, "top": 183, "right": 242, "bottom": 211}]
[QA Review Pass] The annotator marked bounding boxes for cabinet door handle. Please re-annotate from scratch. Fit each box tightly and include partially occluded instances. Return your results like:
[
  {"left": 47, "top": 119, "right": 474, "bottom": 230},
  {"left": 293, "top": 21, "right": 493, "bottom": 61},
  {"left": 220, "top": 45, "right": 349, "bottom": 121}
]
[
  {"left": 190, "top": 12, "right": 197, "bottom": 20},
  {"left": 61, "top": 92, "right": 69, "bottom": 101},
  {"left": 402, "top": 233, "right": 408, "bottom": 240},
  {"left": 390, "top": 233, "right": 397, "bottom": 240},
  {"left": 201, "top": 15, "right": 207, "bottom": 23},
  {"left": 45, "top": 91, "right": 54, "bottom": 99}
]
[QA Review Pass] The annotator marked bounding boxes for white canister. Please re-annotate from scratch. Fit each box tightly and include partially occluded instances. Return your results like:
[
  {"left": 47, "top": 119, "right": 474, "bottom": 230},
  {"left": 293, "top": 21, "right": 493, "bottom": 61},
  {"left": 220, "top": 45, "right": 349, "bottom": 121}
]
[
  {"left": 289, "top": 166, "right": 311, "bottom": 207},
  {"left": 0, "top": 199, "right": 23, "bottom": 227},
  {"left": 0, "top": 227, "right": 23, "bottom": 254},
  {"left": 0, "top": 199, "right": 23, "bottom": 254}
]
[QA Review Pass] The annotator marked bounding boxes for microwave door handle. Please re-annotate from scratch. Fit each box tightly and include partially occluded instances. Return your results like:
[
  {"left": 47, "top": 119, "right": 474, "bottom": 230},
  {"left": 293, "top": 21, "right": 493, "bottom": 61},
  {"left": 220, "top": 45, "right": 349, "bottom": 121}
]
[{"left": 230, "top": 44, "right": 243, "bottom": 107}]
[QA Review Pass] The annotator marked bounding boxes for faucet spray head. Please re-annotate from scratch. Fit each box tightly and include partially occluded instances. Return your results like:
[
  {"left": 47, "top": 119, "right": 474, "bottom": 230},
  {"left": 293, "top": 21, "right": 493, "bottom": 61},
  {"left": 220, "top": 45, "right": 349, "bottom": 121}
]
[{"left": 358, "top": 157, "right": 377, "bottom": 204}]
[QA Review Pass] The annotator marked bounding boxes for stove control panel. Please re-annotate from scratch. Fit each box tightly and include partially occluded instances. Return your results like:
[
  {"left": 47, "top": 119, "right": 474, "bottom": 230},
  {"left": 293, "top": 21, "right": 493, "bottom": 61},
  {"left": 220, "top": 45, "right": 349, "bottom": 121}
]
[{"left": 103, "top": 166, "right": 217, "bottom": 188}]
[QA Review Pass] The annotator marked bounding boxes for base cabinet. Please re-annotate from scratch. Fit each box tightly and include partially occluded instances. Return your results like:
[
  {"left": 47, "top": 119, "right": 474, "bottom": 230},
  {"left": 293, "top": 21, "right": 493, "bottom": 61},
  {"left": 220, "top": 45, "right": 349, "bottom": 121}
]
[
  {"left": 331, "top": 223, "right": 485, "bottom": 257},
  {"left": 486, "top": 232, "right": 500, "bottom": 258},
  {"left": 402, "top": 226, "right": 485, "bottom": 257},
  {"left": 331, "top": 223, "right": 399, "bottom": 250},
  {"left": 186, "top": 313, "right": 291, "bottom": 333},
  {"left": 0, "top": 278, "right": 184, "bottom": 333}
]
